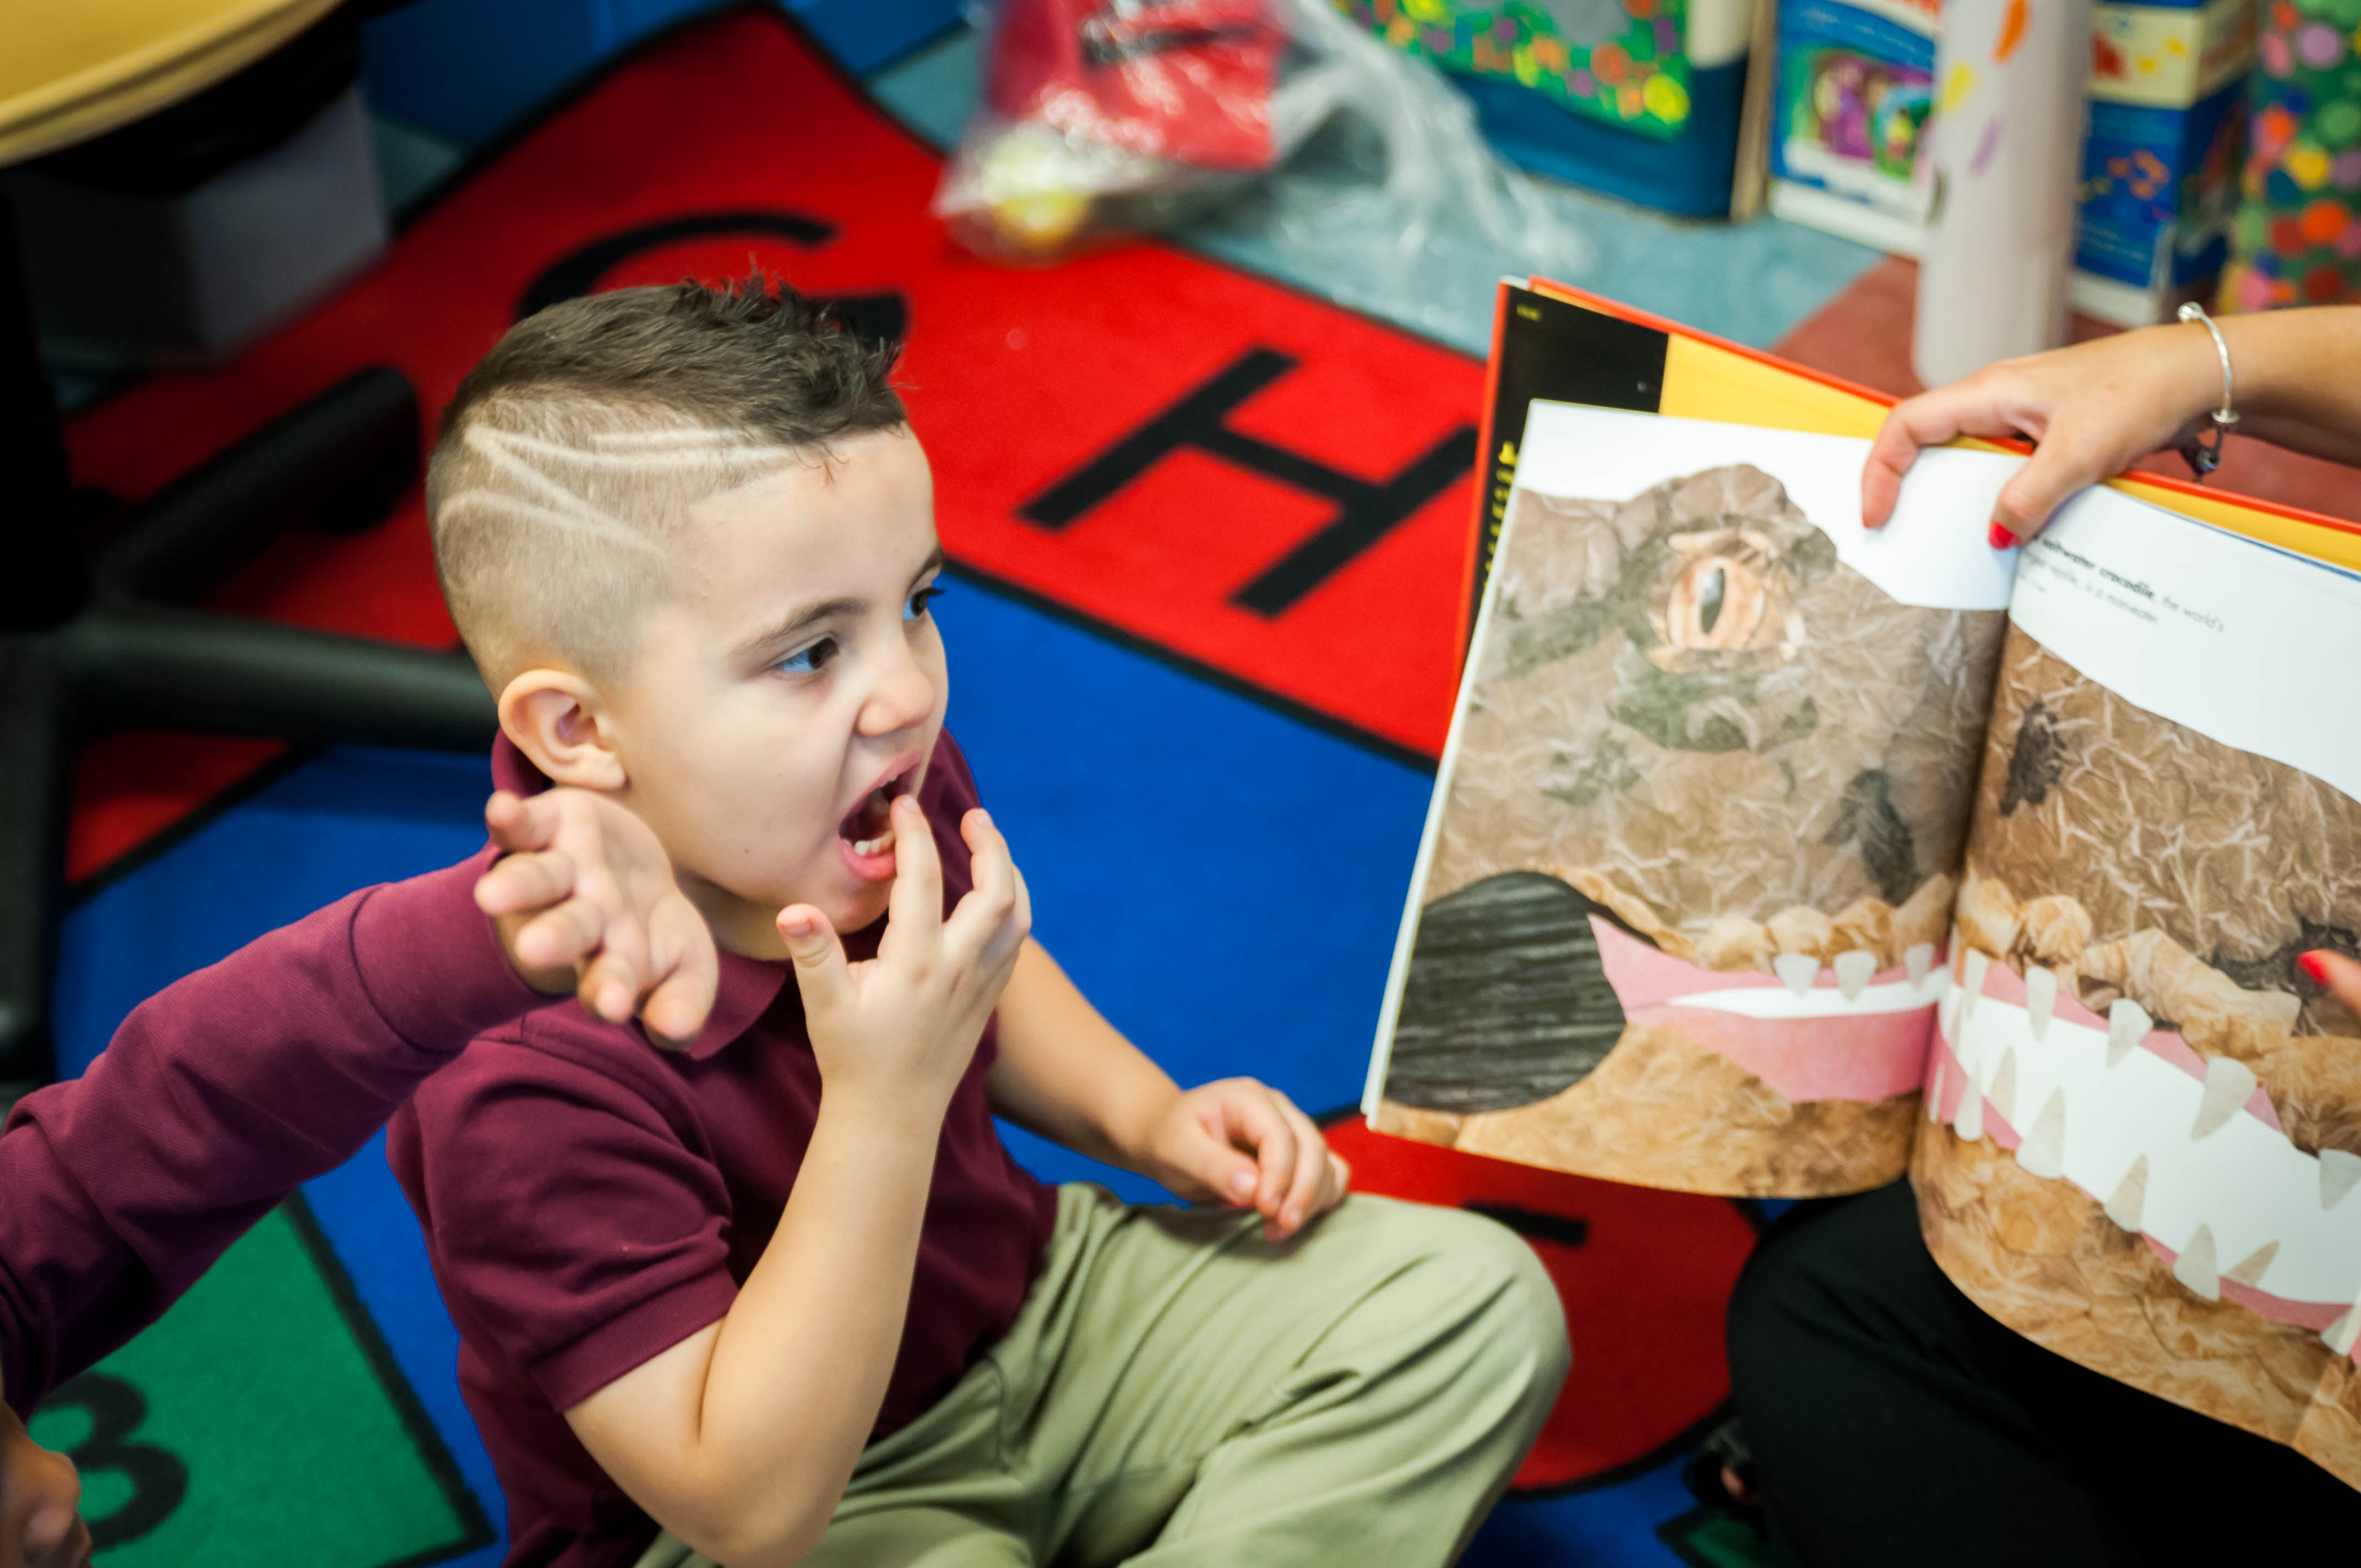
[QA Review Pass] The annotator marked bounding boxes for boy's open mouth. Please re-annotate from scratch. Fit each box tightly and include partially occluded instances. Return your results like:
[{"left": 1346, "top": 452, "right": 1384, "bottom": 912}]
[{"left": 837, "top": 764, "right": 918, "bottom": 862}]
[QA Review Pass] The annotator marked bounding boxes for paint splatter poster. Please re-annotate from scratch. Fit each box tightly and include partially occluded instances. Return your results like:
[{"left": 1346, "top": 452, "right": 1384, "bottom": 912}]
[{"left": 1339, "top": 0, "right": 1695, "bottom": 137}]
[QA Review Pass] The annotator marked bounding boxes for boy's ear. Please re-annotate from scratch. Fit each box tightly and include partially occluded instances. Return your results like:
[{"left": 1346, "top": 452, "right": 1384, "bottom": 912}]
[{"left": 498, "top": 669, "right": 627, "bottom": 791}]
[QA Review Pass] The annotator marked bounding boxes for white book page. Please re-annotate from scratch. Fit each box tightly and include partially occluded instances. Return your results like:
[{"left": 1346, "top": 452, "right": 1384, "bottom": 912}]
[
  {"left": 1363, "top": 405, "right": 2027, "bottom": 1113},
  {"left": 2009, "top": 485, "right": 2361, "bottom": 803}
]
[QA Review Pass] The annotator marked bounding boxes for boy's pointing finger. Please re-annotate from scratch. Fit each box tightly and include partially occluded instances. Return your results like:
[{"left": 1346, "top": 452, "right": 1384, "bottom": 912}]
[
  {"left": 883, "top": 794, "right": 944, "bottom": 954},
  {"left": 475, "top": 848, "right": 578, "bottom": 917},
  {"left": 640, "top": 899, "right": 719, "bottom": 1050},
  {"left": 509, "top": 895, "right": 605, "bottom": 972},
  {"left": 485, "top": 788, "right": 559, "bottom": 853},
  {"left": 948, "top": 809, "right": 1022, "bottom": 957}
]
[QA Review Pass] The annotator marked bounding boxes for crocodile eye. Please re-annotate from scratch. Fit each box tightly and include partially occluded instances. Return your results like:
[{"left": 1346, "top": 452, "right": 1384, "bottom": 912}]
[{"left": 1666, "top": 555, "right": 1766, "bottom": 650}]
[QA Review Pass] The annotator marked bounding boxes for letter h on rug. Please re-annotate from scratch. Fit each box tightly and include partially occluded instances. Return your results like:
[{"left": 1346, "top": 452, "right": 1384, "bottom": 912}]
[{"left": 1019, "top": 347, "right": 1476, "bottom": 616}]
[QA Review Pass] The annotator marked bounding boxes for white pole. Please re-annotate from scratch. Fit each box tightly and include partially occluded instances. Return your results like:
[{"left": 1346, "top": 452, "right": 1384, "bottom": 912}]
[{"left": 1912, "top": 0, "right": 2092, "bottom": 388}]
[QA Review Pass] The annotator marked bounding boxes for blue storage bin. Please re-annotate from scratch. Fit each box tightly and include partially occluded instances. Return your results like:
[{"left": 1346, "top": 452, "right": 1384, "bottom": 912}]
[
  {"left": 361, "top": 0, "right": 965, "bottom": 150},
  {"left": 1451, "top": 54, "right": 1748, "bottom": 217}
]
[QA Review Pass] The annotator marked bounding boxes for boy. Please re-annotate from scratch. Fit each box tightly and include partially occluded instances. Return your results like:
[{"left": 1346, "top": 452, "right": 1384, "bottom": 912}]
[
  {"left": 394, "top": 277, "right": 1568, "bottom": 1568},
  {"left": 2, "top": 779, "right": 729, "bottom": 1568}
]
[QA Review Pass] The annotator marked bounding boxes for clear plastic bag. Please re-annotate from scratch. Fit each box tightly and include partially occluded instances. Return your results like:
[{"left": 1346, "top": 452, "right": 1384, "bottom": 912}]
[{"left": 935, "top": 0, "right": 1595, "bottom": 291}]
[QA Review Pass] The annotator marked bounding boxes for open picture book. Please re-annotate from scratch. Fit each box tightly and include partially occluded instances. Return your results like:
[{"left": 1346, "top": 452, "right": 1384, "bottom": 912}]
[{"left": 1364, "top": 279, "right": 2361, "bottom": 1487}]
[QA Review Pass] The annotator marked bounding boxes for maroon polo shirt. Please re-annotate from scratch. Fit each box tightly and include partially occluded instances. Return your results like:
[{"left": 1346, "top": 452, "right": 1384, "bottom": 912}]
[
  {"left": 1, "top": 854, "right": 543, "bottom": 1416},
  {"left": 386, "top": 729, "right": 1060, "bottom": 1568}
]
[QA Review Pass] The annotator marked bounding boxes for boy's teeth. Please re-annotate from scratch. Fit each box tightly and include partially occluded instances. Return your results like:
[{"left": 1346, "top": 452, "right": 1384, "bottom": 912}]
[{"left": 850, "top": 827, "right": 897, "bottom": 858}]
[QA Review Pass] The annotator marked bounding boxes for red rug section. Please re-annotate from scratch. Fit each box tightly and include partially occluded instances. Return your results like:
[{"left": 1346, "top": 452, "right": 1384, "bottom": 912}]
[
  {"left": 1774, "top": 256, "right": 2361, "bottom": 526},
  {"left": 1326, "top": 1117, "right": 1756, "bottom": 1493},
  {"left": 63, "top": 7, "right": 1482, "bottom": 879}
]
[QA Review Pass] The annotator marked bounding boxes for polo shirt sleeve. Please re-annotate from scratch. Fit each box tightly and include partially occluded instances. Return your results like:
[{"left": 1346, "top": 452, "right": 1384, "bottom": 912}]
[
  {"left": 404, "top": 1040, "right": 739, "bottom": 1414},
  {"left": 930, "top": 728, "right": 982, "bottom": 815},
  {"left": 0, "top": 851, "right": 543, "bottom": 1415}
]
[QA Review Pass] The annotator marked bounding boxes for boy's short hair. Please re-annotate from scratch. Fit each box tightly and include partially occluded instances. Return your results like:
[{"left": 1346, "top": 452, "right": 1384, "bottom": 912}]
[{"left": 427, "top": 278, "right": 905, "bottom": 685}]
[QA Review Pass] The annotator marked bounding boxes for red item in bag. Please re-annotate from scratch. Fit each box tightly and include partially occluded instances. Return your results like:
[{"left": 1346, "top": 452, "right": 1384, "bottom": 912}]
[{"left": 986, "top": 0, "right": 1287, "bottom": 172}]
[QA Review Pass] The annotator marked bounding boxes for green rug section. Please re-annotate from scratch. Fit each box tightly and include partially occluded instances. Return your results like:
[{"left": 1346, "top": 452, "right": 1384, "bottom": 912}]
[
  {"left": 1658, "top": 1504, "right": 1775, "bottom": 1568},
  {"left": 28, "top": 1199, "right": 490, "bottom": 1567}
]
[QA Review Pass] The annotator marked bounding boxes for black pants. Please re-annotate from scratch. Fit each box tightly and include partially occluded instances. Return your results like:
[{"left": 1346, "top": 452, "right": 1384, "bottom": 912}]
[{"left": 1727, "top": 1179, "right": 2361, "bottom": 1566}]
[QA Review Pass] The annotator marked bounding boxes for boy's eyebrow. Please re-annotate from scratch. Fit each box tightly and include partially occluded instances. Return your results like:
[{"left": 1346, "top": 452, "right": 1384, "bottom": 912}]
[{"left": 734, "top": 547, "right": 949, "bottom": 660}]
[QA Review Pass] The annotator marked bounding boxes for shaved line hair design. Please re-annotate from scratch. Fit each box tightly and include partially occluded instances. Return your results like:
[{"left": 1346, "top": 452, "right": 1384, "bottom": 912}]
[{"left": 427, "top": 277, "right": 905, "bottom": 686}]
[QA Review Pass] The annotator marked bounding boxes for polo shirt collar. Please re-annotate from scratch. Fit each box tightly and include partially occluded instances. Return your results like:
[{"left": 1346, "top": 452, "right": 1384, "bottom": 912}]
[{"left": 489, "top": 735, "right": 788, "bottom": 1061}]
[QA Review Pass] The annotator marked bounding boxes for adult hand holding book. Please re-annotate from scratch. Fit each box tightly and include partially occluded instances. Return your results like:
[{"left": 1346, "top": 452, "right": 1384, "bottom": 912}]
[{"left": 1860, "top": 305, "right": 2361, "bottom": 546}]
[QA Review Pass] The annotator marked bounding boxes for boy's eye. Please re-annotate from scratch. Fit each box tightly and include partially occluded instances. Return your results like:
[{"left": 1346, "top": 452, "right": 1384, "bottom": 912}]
[
  {"left": 905, "top": 583, "right": 945, "bottom": 623},
  {"left": 777, "top": 636, "right": 840, "bottom": 676}
]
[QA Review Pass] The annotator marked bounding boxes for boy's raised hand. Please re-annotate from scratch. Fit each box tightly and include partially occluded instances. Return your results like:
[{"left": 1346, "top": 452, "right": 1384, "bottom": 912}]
[
  {"left": 1141, "top": 1080, "right": 1351, "bottom": 1242},
  {"left": 474, "top": 788, "right": 720, "bottom": 1047},
  {"left": 777, "top": 799, "right": 1030, "bottom": 1120}
]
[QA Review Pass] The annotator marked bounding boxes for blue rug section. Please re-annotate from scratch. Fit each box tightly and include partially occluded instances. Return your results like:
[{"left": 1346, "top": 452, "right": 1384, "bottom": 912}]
[
  {"left": 51, "top": 574, "right": 1462, "bottom": 1562},
  {"left": 1469, "top": 1462, "right": 1706, "bottom": 1565}
]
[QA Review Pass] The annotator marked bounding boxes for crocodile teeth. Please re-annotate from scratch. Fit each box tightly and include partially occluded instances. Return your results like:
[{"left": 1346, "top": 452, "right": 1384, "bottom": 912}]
[
  {"left": 1959, "top": 949, "right": 1990, "bottom": 1022},
  {"left": 2103, "top": 1154, "right": 2147, "bottom": 1232},
  {"left": 1834, "top": 950, "right": 1877, "bottom": 1001},
  {"left": 2106, "top": 999, "right": 2151, "bottom": 1067},
  {"left": 1927, "top": 1064, "right": 1945, "bottom": 1121},
  {"left": 1954, "top": 1060, "right": 1985, "bottom": 1142},
  {"left": 2327, "top": 1287, "right": 2361, "bottom": 1358},
  {"left": 1938, "top": 983, "right": 1960, "bottom": 1044},
  {"left": 2023, "top": 966, "right": 2057, "bottom": 1041},
  {"left": 2173, "top": 1223, "right": 2221, "bottom": 1302},
  {"left": 2322, "top": 1150, "right": 2361, "bottom": 1210},
  {"left": 2191, "top": 1056, "right": 2259, "bottom": 1141},
  {"left": 2015, "top": 1088, "right": 2066, "bottom": 1179},
  {"left": 1772, "top": 953, "right": 1819, "bottom": 997},
  {"left": 1905, "top": 942, "right": 1933, "bottom": 986},
  {"left": 1987, "top": 1048, "right": 2019, "bottom": 1126},
  {"left": 2224, "top": 1241, "right": 2280, "bottom": 1289}
]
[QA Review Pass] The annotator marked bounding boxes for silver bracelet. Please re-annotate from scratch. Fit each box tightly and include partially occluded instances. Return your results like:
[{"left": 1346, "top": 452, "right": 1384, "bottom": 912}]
[{"left": 2176, "top": 301, "right": 2239, "bottom": 478}]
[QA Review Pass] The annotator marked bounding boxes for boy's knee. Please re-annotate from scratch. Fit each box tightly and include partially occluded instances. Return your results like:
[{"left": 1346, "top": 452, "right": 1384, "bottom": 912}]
[
  {"left": 1366, "top": 1199, "right": 1570, "bottom": 1392},
  {"left": 1465, "top": 1211, "right": 1573, "bottom": 1393}
]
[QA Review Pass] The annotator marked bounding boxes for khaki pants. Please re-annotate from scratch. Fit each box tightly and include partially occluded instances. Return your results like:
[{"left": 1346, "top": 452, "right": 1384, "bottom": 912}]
[{"left": 634, "top": 1185, "right": 1569, "bottom": 1567}]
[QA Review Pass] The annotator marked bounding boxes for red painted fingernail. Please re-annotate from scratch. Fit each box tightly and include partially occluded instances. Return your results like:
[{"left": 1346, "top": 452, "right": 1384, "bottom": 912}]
[
  {"left": 1989, "top": 521, "right": 2018, "bottom": 550},
  {"left": 2300, "top": 951, "right": 2333, "bottom": 985}
]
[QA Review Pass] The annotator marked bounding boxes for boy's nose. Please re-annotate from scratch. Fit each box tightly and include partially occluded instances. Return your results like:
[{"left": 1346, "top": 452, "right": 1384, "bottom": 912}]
[{"left": 856, "top": 656, "right": 938, "bottom": 737}]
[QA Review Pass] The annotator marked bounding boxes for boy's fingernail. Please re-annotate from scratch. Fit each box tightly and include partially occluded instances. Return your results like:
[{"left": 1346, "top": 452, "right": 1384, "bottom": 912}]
[
  {"left": 780, "top": 914, "right": 814, "bottom": 940},
  {"left": 1989, "top": 521, "right": 2018, "bottom": 550},
  {"left": 1231, "top": 1171, "right": 1255, "bottom": 1199},
  {"left": 1282, "top": 1205, "right": 1302, "bottom": 1229},
  {"left": 2300, "top": 950, "right": 2334, "bottom": 986}
]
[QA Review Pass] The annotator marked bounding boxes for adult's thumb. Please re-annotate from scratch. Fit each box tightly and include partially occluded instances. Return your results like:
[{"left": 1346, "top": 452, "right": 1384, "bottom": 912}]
[
  {"left": 776, "top": 906, "right": 851, "bottom": 1012},
  {"left": 1992, "top": 446, "right": 2100, "bottom": 546}
]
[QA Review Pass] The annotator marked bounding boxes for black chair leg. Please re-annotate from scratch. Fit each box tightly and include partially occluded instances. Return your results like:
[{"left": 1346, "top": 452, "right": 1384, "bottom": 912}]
[
  {"left": 93, "top": 366, "right": 422, "bottom": 605},
  {"left": 0, "top": 641, "right": 70, "bottom": 1098},
  {"left": 0, "top": 196, "right": 79, "bottom": 633},
  {"left": 0, "top": 203, "right": 494, "bottom": 1099},
  {"left": 64, "top": 606, "right": 494, "bottom": 750}
]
